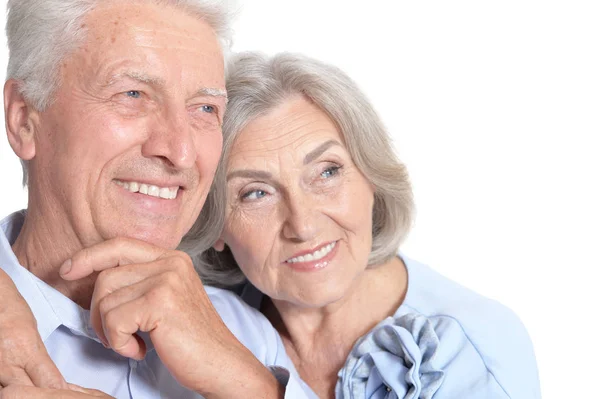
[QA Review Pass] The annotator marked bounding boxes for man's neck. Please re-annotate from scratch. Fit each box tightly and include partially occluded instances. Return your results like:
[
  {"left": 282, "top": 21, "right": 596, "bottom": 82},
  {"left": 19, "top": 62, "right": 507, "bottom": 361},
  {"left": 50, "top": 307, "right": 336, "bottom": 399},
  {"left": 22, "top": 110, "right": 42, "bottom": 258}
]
[{"left": 11, "top": 207, "right": 97, "bottom": 309}]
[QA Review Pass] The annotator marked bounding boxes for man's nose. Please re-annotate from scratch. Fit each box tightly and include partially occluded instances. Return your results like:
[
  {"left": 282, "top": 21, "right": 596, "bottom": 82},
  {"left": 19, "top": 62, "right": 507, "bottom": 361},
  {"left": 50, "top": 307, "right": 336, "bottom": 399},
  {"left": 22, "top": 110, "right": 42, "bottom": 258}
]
[
  {"left": 281, "top": 191, "right": 321, "bottom": 242},
  {"left": 142, "top": 106, "right": 196, "bottom": 170}
]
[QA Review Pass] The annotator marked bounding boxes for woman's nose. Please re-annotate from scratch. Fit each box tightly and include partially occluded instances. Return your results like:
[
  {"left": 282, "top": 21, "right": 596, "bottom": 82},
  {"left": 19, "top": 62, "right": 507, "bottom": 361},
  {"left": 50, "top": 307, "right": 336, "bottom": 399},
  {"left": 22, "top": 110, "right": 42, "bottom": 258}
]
[{"left": 281, "top": 193, "right": 321, "bottom": 242}]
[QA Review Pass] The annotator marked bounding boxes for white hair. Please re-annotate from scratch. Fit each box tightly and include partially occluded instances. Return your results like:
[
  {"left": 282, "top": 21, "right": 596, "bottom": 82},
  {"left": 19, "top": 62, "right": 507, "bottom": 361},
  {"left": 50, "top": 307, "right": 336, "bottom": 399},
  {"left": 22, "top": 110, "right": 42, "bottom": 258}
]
[
  {"left": 6, "top": 0, "right": 235, "bottom": 185},
  {"left": 193, "top": 52, "right": 415, "bottom": 288}
]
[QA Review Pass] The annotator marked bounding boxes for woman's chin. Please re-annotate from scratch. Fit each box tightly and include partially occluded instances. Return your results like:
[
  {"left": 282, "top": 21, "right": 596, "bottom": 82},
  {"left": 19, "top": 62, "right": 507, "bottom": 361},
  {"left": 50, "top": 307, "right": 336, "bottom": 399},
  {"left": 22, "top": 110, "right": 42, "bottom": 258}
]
[{"left": 277, "top": 284, "right": 352, "bottom": 310}]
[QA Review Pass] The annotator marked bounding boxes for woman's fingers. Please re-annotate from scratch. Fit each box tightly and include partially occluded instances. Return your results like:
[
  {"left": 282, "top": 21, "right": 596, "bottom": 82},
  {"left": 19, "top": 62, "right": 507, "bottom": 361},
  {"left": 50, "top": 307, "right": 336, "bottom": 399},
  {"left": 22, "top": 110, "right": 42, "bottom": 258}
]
[
  {"left": 68, "top": 384, "right": 115, "bottom": 396},
  {"left": 0, "top": 269, "right": 67, "bottom": 390},
  {"left": 0, "top": 385, "right": 114, "bottom": 398},
  {"left": 0, "top": 349, "right": 66, "bottom": 390},
  {"left": 0, "top": 368, "right": 33, "bottom": 389},
  {"left": 25, "top": 354, "right": 68, "bottom": 389}
]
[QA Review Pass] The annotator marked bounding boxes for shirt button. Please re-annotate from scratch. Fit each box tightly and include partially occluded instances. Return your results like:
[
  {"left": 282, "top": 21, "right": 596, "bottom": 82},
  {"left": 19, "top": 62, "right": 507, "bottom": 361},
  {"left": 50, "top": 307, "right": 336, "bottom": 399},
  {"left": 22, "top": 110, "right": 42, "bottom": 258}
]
[
  {"left": 386, "top": 385, "right": 392, "bottom": 392},
  {"left": 129, "top": 358, "right": 138, "bottom": 369}
]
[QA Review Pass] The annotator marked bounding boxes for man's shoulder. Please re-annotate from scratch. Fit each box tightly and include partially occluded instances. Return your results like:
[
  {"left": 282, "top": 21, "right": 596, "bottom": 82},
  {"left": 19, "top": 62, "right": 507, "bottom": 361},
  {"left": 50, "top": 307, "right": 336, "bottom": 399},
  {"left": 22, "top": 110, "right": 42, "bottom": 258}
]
[
  {"left": 204, "top": 285, "right": 260, "bottom": 317},
  {"left": 1, "top": 210, "right": 26, "bottom": 243}
]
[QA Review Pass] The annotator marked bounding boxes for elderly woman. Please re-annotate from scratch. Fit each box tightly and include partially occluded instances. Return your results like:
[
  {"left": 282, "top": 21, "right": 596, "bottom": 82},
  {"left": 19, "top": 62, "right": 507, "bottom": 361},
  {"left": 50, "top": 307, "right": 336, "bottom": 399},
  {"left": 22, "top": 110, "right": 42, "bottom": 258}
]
[{"left": 0, "top": 52, "right": 540, "bottom": 398}]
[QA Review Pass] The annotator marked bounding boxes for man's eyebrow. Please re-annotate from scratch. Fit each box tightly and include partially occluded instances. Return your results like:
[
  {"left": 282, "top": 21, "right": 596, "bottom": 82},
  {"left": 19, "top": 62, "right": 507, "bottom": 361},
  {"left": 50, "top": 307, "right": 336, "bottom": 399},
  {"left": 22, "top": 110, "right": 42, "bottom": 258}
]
[
  {"left": 226, "top": 169, "right": 272, "bottom": 182},
  {"left": 105, "top": 72, "right": 227, "bottom": 103},
  {"left": 109, "top": 71, "right": 166, "bottom": 86},
  {"left": 194, "top": 87, "right": 229, "bottom": 103},
  {"left": 304, "top": 140, "right": 341, "bottom": 165}
]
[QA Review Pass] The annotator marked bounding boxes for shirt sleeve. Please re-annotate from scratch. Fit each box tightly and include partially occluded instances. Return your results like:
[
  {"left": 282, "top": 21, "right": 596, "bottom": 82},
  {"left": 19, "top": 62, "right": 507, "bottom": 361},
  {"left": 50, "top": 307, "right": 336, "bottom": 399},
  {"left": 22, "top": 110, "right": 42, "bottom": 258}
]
[
  {"left": 464, "top": 303, "right": 541, "bottom": 399},
  {"left": 269, "top": 366, "right": 318, "bottom": 399},
  {"left": 398, "top": 257, "right": 541, "bottom": 398}
]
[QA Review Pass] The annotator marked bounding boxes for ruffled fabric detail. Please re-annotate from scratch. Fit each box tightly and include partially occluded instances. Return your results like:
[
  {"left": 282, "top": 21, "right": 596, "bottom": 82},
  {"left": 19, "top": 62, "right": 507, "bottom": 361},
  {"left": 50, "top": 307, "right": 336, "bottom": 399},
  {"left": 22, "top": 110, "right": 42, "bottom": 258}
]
[{"left": 336, "top": 313, "right": 445, "bottom": 398}]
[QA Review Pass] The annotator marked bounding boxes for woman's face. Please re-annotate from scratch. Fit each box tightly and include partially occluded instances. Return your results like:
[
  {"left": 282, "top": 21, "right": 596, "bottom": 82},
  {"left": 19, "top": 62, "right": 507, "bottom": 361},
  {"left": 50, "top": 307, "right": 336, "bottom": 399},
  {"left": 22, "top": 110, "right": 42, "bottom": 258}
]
[{"left": 217, "top": 96, "right": 375, "bottom": 308}]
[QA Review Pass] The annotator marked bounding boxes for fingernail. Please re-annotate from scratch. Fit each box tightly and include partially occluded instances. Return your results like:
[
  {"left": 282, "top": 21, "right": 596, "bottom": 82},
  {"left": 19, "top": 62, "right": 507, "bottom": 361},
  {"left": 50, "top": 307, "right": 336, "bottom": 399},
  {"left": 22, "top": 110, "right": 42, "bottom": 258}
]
[{"left": 60, "top": 259, "right": 72, "bottom": 276}]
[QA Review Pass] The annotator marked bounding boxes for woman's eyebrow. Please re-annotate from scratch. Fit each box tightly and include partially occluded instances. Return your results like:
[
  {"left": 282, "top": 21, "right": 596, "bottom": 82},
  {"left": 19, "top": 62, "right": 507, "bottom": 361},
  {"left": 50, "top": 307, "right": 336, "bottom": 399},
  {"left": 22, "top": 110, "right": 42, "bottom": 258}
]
[
  {"left": 303, "top": 140, "right": 340, "bottom": 165},
  {"left": 226, "top": 169, "right": 273, "bottom": 182}
]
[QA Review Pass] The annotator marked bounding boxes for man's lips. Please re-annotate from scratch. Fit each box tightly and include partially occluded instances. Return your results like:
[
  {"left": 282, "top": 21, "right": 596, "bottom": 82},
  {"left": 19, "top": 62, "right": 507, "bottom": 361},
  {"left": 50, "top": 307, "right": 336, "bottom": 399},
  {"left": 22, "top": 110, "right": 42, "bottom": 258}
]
[{"left": 114, "top": 179, "right": 181, "bottom": 200}]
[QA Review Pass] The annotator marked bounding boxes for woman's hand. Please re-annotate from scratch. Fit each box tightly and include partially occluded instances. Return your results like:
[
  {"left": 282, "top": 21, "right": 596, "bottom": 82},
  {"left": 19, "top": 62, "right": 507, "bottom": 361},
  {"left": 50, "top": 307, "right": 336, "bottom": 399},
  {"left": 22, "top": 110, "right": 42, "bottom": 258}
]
[
  {"left": 0, "top": 269, "right": 67, "bottom": 390},
  {"left": 0, "top": 384, "right": 113, "bottom": 398}
]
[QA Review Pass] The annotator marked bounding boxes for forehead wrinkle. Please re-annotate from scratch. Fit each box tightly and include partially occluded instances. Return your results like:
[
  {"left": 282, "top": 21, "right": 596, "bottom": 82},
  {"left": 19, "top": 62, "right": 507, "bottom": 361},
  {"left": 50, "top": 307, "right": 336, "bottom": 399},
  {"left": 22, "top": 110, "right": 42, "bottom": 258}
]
[
  {"left": 232, "top": 104, "right": 341, "bottom": 165},
  {"left": 130, "top": 26, "right": 219, "bottom": 53},
  {"left": 131, "top": 25, "right": 207, "bottom": 41},
  {"left": 231, "top": 128, "right": 341, "bottom": 170},
  {"left": 245, "top": 113, "right": 324, "bottom": 151},
  {"left": 253, "top": 126, "right": 337, "bottom": 158}
]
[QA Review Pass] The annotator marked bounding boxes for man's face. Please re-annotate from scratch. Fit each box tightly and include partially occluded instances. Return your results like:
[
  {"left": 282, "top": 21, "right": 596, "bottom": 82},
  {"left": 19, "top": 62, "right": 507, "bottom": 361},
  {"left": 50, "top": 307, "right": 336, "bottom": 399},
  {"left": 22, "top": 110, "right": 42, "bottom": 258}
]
[{"left": 29, "top": 2, "right": 226, "bottom": 249}]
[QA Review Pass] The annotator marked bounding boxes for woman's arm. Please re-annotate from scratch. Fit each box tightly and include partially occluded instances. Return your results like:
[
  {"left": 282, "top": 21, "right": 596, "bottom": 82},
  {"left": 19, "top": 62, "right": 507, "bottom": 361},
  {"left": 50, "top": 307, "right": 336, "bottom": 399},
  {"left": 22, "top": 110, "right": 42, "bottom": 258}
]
[{"left": 0, "top": 268, "right": 66, "bottom": 389}]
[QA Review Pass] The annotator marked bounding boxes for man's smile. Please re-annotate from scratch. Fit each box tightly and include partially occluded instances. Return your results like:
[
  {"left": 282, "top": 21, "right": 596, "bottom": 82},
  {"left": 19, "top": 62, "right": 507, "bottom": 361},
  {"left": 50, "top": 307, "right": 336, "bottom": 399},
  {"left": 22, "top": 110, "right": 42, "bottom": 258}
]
[{"left": 114, "top": 179, "right": 179, "bottom": 200}]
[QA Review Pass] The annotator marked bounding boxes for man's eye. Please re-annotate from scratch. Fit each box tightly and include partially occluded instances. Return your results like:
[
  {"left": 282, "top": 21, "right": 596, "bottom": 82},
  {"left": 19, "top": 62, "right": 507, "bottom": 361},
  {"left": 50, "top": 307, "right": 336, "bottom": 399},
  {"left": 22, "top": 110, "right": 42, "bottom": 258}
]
[
  {"left": 200, "top": 105, "right": 215, "bottom": 113},
  {"left": 125, "top": 90, "right": 141, "bottom": 99}
]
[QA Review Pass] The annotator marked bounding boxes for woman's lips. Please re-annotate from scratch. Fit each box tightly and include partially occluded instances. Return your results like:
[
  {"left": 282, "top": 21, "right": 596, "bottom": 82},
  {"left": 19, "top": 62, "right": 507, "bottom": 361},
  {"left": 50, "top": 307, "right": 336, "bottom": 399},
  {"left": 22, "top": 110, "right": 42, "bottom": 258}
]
[{"left": 283, "top": 241, "right": 339, "bottom": 272}]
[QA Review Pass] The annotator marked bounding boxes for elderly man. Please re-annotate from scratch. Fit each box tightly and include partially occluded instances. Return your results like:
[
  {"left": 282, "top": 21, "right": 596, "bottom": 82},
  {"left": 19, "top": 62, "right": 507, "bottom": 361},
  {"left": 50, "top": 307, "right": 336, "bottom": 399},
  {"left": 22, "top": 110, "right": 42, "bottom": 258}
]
[{"left": 0, "top": 0, "right": 312, "bottom": 398}]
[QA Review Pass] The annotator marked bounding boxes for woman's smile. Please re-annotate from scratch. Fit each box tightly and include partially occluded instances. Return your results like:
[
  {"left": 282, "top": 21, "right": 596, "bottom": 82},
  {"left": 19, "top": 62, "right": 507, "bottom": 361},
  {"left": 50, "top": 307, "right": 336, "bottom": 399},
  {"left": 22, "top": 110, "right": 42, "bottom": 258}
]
[{"left": 283, "top": 240, "right": 339, "bottom": 271}]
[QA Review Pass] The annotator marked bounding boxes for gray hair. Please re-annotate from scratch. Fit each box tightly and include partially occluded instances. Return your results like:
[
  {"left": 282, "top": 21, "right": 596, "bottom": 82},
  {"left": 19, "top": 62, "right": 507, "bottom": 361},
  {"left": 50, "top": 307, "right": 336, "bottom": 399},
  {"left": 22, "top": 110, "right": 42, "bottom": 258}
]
[
  {"left": 6, "top": 0, "right": 234, "bottom": 186},
  {"left": 194, "top": 52, "right": 415, "bottom": 288}
]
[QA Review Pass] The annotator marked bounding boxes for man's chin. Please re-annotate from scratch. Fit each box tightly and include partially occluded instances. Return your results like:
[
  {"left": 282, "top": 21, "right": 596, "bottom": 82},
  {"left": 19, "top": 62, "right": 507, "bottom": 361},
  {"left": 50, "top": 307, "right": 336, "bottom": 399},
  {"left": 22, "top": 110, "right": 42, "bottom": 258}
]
[{"left": 105, "top": 226, "right": 184, "bottom": 250}]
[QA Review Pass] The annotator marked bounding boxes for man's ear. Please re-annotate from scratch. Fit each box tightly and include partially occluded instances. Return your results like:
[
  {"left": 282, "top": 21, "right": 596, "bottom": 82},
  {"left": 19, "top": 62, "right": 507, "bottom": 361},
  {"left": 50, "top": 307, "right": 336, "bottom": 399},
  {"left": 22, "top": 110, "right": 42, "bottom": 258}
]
[
  {"left": 212, "top": 238, "right": 226, "bottom": 252},
  {"left": 4, "top": 79, "right": 38, "bottom": 161}
]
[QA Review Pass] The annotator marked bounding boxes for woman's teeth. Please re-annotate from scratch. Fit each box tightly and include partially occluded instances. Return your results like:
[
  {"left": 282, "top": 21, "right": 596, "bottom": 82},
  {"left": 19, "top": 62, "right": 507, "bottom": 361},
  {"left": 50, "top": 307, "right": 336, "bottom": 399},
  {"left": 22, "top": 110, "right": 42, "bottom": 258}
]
[
  {"left": 286, "top": 242, "right": 336, "bottom": 263},
  {"left": 115, "top": 180, "right": 179, "bottom": 200}
]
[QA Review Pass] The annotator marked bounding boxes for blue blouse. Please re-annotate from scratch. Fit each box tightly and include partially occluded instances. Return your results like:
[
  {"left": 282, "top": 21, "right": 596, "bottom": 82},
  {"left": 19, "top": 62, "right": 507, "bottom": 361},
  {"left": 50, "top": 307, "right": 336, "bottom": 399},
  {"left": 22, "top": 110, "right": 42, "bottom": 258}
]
[{"left": 243, "top": 255, "right": 541, "bottom": 399}]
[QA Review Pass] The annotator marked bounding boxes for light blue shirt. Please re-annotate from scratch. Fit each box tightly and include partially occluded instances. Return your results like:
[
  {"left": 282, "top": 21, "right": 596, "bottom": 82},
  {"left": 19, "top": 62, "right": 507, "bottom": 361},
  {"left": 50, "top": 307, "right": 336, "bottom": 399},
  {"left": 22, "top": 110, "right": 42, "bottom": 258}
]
[
  {"left": 242, "top": 257, "right": 541, "bottom": 398},
  {"left": 335, "top": 256, "right": 541, "bottom": 398},
  {"left": 0, "top": 211, "right": 316, "bottom": 399}
]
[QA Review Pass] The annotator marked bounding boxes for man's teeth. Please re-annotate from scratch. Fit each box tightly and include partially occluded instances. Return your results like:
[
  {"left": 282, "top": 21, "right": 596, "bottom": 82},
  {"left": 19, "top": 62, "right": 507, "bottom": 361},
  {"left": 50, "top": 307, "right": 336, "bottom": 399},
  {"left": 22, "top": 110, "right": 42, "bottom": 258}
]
[
  {"left": 115, "top": 180, "right": 179, "bottom": 200},
  {"left": 286, "top": 242, "right": 336, "bottom": 264}
]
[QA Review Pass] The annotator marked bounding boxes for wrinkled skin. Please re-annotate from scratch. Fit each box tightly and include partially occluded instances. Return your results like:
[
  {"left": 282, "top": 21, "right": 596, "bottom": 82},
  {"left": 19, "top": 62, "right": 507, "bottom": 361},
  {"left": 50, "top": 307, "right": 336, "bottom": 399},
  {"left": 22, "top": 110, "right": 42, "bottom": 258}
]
[
  {"left": 0, "top": 383, "right": 113, "bottom": 399},
  {"left": 0, "top": 271, "right": 65, "bottom": 389},
  {"left": 61, "top": 237, "right": 284, "bottom": 398}
]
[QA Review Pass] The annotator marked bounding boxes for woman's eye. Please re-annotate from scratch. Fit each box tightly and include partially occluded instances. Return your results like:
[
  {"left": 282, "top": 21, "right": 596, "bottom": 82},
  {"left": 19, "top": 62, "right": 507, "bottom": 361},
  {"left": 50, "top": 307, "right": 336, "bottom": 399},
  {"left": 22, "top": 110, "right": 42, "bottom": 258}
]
[
  {"left": 321, "top": 166, "right": 341, "bottom": 179},
  {"left": 200, "top": 105, "right": 215, "bottom": 113},
  {"left": 125, "top": 90, "right": 142, "bottom": 99},
  {"left": 242, "top": 189, "right": 267, "bottom": 201}
]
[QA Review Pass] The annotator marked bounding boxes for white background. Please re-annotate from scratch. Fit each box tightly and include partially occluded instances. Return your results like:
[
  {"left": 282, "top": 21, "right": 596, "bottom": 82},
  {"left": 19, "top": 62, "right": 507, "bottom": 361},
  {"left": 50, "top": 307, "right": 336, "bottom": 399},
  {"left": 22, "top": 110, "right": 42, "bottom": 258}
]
[{"left": 1, "top": 1, "right": 599, "bottom": 397}]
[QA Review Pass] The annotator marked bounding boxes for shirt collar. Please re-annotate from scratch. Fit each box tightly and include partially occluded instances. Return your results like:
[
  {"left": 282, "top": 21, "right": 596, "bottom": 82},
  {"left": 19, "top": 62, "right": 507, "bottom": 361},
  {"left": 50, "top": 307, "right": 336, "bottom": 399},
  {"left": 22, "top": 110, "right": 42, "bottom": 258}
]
[{"left": 0, "top": 211, "right": 99, "bottom": 343}]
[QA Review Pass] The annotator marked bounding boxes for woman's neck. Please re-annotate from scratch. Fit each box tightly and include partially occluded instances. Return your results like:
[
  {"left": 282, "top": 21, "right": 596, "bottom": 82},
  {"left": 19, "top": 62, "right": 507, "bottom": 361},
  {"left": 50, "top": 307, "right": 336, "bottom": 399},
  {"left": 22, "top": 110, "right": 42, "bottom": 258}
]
[{"left": 262, "top": 256, "right": 408, "bottom": 398}]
